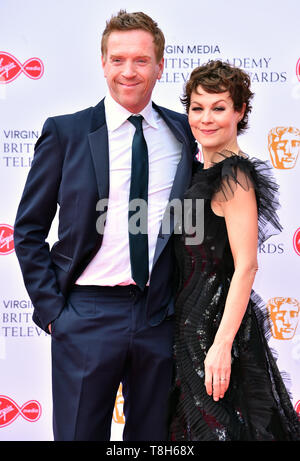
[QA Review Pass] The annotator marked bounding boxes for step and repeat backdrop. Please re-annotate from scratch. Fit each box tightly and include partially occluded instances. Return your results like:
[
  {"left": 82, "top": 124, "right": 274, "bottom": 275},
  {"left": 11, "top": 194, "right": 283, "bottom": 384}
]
[{"left": 0, "top": 0, "right": 299, "bottom": 441}]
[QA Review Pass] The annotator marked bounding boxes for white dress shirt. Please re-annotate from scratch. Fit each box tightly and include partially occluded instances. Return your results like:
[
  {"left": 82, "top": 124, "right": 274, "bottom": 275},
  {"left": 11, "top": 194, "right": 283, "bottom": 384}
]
[{"left": 76, "top": 92, "right": 182, "bottom": 286}]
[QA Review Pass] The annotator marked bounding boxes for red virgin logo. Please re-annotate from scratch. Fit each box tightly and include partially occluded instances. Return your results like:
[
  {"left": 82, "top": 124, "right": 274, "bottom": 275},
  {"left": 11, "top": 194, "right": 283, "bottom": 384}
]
[
  {"left": 295, "top": 400, "right": 300, "bottom": 420},
  {"left": 0, "top": 396, "right": 42, "bottom": 427},
  {"left": 0, "top": 224, "right": 14, "bottom": 255},
  {"left": 297, "top": 58, "right": 300, "bottom": 83},
  {"left": 293, "top": 227, "right": 300, "bottom": 256},
  {"left": 0, "top": 52, "right": 44, "bottom": 84}
]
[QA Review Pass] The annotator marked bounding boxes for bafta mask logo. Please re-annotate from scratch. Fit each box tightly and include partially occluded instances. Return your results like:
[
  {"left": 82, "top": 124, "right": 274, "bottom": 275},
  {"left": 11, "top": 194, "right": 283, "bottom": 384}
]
[
  {"left": 268, "top": 127, "right": 300, "bottom": 169},
  {"left": 267, "top": 297, "right": 300, "bottom": 340},
  {"left": 113, "top": 384, "right": 125, "bottom": 425}
]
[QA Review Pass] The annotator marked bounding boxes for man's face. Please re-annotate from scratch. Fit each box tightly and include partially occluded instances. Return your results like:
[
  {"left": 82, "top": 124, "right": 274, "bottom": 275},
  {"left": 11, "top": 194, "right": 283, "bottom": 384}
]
[
  {"left": 269, "top": 129, "right": 300, "bottom": 169},
  {"left": 102, "top": 29, "right": 164, "bottom": 114}
]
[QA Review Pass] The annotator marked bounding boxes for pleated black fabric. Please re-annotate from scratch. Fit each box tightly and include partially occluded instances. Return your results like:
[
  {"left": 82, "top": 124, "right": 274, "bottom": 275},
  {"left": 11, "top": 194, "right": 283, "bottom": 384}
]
[{"left": 169, "top": 151, "right": 300, "bottom": 441}]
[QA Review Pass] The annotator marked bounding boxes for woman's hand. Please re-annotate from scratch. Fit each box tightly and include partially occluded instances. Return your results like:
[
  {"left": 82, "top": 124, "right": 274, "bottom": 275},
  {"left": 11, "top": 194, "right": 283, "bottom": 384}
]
[{"left": 204, "top": 342, "right": 232, "bottom": 401}]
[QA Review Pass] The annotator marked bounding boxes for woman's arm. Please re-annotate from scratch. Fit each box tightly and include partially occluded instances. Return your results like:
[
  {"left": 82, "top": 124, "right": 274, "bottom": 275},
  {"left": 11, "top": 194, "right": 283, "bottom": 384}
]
[{"left": 204, "top": 182, "right": 258, "bottom": 401}]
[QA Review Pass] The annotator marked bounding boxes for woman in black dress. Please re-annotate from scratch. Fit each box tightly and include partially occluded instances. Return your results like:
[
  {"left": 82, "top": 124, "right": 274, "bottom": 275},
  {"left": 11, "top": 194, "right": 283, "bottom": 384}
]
[{"left": 169, "top": 60, "right": 300, "bottom": 441}]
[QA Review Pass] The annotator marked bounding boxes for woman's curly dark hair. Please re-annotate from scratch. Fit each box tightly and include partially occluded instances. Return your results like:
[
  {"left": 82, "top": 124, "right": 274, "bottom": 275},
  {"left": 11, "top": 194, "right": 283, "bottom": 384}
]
[{"left": 181, "top": 60, "right": 254, "bottom": 135}]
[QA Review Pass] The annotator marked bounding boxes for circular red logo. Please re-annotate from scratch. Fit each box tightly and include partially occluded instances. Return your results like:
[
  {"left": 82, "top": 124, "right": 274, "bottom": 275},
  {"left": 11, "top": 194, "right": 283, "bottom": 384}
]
[
  {"left": 297, "top": 58, "right": 300, "bottom": 83},
  {"left": 0, "top": 52, "right": 44, "bottom": 84},
  {"left": 0, "top": 396, "right": 42, "bottom": 427},
  {"left": 293, "top": 227, "right": 300, "bottom": 256},
  {"left": 295, "top": 400, "right": 300, "bottom": 420},
  {"left": 0, "top": 224, "right": 14, "bottom": 255}
]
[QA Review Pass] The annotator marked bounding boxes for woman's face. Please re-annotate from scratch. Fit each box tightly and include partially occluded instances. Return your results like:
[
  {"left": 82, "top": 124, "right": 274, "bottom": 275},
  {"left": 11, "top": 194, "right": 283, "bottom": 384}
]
[{"left": 188, "top": 85, "right": 245, "bottom": 154}]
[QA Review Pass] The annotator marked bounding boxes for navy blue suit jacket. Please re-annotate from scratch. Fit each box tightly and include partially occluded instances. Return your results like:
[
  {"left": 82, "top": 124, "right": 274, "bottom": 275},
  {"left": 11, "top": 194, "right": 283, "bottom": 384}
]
[{"left": 14, "top": 99, "right": 197, "bottom": 333}]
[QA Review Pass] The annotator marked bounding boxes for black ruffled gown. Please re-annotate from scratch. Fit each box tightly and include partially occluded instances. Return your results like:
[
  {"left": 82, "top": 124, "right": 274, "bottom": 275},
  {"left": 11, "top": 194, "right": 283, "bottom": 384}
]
[{"left": 169, "top": 152, "right": 300, "bottom": 441}]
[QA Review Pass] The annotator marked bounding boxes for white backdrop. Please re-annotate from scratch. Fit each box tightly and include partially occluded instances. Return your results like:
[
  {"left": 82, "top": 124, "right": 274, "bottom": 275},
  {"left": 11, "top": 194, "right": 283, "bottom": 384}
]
[{"left": 0, "top": 0, "right": 299, "bottom": 441}]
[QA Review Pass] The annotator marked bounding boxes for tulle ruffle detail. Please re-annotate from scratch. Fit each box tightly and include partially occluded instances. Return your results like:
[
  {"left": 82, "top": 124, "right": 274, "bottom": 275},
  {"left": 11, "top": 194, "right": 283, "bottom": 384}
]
[{"left": 189, "top": 150, "right": 283, "bottom": 246}]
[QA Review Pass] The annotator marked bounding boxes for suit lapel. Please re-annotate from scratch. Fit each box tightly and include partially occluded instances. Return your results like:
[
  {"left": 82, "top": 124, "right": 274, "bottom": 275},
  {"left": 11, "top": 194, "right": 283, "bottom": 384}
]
[
  {"left": 153, "top": 103, "right": 192, "bottom": 203},
  {"left": 88, "top": 100, "right": 109, "bottom": 200},
  {"left": 152, "top": 104, "right": 193, "bottom": 268}
]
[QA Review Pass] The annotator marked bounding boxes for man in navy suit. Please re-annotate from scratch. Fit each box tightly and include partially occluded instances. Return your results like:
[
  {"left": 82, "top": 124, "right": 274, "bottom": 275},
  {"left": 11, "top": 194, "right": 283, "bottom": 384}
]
[{"left": 14, "top": 10, "right": 196, "bottom": 441}]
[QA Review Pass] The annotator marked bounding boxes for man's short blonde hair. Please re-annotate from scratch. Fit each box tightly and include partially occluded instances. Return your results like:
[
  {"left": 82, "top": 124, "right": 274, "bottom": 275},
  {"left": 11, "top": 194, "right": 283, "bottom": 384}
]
[{"left": 101, "top": 10, "right": 165, "bottom": 63}]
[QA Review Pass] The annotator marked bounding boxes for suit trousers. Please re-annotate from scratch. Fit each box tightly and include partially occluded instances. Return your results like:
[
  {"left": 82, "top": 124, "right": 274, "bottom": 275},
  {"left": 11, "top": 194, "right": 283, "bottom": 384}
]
[{"left": 50, "top": 284, "right": 174, "bottom": 441}]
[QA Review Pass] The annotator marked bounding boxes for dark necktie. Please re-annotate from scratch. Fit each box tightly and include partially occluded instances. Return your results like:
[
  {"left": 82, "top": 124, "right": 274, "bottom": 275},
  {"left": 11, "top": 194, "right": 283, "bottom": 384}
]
[{"left": 128, "top": 115, "right": 149, "bottom": 290}]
